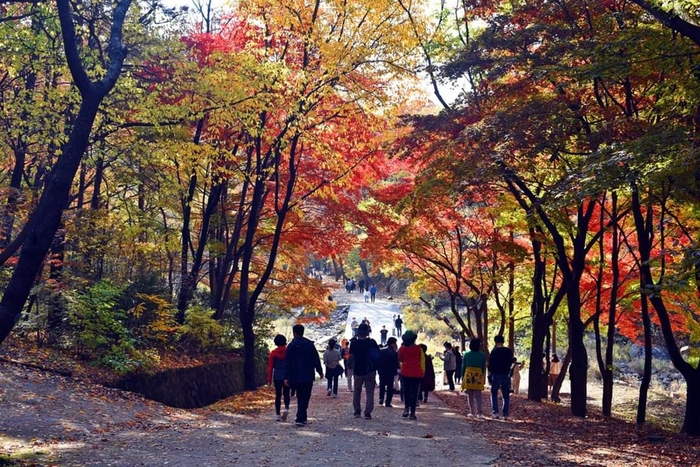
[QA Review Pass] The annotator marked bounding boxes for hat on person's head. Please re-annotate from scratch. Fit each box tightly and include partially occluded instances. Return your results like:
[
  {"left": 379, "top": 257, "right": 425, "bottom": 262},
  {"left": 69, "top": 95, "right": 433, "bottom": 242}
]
[
  {"left": 357, "top": 323, "right": 369, "bottom": 335},
  {"left": 402, "top": 330, "right": 417, "bottom": 343}
]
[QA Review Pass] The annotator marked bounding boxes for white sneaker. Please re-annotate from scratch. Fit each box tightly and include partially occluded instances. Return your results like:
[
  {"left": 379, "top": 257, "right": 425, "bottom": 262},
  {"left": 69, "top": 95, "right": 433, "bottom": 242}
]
[
  {"left": 276, "top": 415, "right": 281, "bottom": 422},
  {"left": 467, "top": 413, "right": 474, "bottom": 418},
  {"left": 492, "top": 413, "right": 501, "bottom": 419},
  {"left": 477, "top": 414, "right": 485, "bottom": 419}
]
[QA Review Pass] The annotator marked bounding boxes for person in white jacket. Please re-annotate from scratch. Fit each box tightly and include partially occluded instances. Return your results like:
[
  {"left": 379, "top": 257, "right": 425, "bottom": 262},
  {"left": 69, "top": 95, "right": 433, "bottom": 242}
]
[{"left": 438, "top": 342, "right": 457, "bottom": 391}]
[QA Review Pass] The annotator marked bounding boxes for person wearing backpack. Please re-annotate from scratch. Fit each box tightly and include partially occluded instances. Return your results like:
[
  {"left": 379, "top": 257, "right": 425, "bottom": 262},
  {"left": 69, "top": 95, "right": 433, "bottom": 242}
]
[{"left": 349, "top": 322, "right": 380, "bottom": 419}]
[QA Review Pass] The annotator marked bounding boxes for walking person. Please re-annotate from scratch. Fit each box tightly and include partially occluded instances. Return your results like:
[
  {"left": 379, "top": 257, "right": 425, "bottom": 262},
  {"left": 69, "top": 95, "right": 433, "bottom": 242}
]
[
  {"left": 488, "top": 335, "right": 513, "bottom": 420},
  {"left": 438, "top": 342, "right": 457, "bottom": 391},
  {"left": 350, "top": 323, "right": 380, "bottom": 419},
  {"left": 418, "top": 343, "right": 435, "bottom": 403},
  {"left": 323, "top": 339, "right": 342, "bottom": 398},
  {"left": 378, "top": 337, "right": 399, "bottom": 407},
  {"left": 548, "top": 354, "right": 562, "bottom": 396},
  {"left": 340, "top": 338, "right": 354, "bottom": 392},
  {"left": 398, "top": 330, "right": 424, "bottom": 420},
  {"left": 284, "top": 324, "right": 324, "bottom": 427},
  {"left": 267, "top": 334, "right": 290, "bottom": 422},
  {"left": 369, "top": 284, "right": 377, "bottom": 303},
  {"left": 379, "top": 325, "right": 389, "bottom": 346},
  {"left": 510, "top": 357, "right": 522, "bottom": 395},
  {"left": 453, "top": 346, "right": 463, "bottom": 385},
  {"left": 394, "top": 315, "right": 403, "bottom": 337},
  {"left": 461, "top": 338, "right": 486, "bottom": 418}
]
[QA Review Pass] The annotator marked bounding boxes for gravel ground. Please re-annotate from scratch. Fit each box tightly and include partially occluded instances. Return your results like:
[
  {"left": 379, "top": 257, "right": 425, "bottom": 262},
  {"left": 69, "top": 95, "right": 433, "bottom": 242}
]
[{"left": 0, "top": 360, "right": 498, "bottom": 466}]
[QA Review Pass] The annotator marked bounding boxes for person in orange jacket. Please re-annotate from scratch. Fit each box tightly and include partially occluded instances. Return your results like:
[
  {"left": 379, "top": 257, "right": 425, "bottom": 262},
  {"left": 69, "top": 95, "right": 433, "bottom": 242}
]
[{"left": 397, "top": 330, "right": 424, "bottom": 420}]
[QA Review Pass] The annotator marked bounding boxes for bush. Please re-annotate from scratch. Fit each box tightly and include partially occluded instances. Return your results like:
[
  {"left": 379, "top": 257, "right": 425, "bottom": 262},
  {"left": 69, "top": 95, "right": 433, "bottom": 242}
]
[
  {"left": 65, "top": 280, "right": 131, "bottom": 360},
  {"left": 180, "top": 306, "right": 226, "bottom": 351}
]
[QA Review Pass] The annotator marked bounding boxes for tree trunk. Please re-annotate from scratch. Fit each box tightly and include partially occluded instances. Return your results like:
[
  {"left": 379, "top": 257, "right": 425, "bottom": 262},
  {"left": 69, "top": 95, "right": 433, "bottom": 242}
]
[
  {"left": 241, "top": 305, "right": 257, "bottom": 391},
  {"left": 637, "top": 293, "right": 652, "bottom": 425},
  {"left": 682, "top": 374, "right": 700, "bottom": 435},
  {"left": 528, "top": 314, "right": 549, "bottom": 402},
  {"left": 568, "top": 297, "right": 588, "bottom": 417}
]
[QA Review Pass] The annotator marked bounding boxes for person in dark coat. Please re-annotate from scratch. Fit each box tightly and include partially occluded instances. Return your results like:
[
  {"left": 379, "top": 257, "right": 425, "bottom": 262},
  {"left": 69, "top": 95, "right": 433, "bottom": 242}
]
[
  {"left": 453, "top": 346, "right": 463, "bottom": 384},
  {"left": 378, "top": 337, "right": 399, "bottom": 407},
  {"left": 418, "top": 343, "right": 436, "bottom": 403},
  {"left": 284, "top": 324, "right": 323, "bottom": 427}
]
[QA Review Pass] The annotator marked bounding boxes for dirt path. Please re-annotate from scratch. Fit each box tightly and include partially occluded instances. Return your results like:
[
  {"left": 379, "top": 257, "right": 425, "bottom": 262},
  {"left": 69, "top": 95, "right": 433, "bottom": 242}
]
[{"left": 1, "top": 361, "right": 498, "bottom": 466}]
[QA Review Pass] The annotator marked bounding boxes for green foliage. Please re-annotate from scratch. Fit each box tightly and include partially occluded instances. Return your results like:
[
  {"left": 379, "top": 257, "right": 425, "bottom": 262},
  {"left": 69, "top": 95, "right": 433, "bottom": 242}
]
[
  {"left": 64, "top": 280, "right": 162, "bottom": 374},
  {"left": 180, "top": 306, "right": 226, "bottom": 351},
  {"left": 400, "top": 303, "right": 455, "bottom": 351},
  {"left": 126, "top": 293, "right": 180, "bottom": 348},
  {"left": 66, "top": 280, "right": 128, "bottom": 358}
]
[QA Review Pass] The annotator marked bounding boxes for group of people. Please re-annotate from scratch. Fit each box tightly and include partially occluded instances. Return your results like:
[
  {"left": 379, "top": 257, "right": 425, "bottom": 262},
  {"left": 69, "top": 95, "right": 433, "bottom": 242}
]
[
  {"left": 344, "top": 278, "right": 378, "bottom": 303},
  {"left": 267, "top": 321, "right": 519, "bottom": 426}
]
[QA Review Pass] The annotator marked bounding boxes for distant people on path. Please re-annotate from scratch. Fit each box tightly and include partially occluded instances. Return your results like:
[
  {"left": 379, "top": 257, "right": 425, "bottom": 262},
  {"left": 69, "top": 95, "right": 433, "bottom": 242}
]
[
  {"left": 380, "top": 325, "right": 389, "bottom": 346},
  {"left": 510, "top": 357, "right": 522, "bottom": 395},
  {"left": 284, "top": 324, "right": 324, "bottom": 427},
  {"left": 488, "top": 335, "right": 513, "bottom": 420},
  {"left": 369, "top": 284, "right": 377, "bottom": 302},
  {"left": 461, "top": 338, "right": 486, "bottom": 418},
  {"left": 378, "top": 337, "right": 399, "bottom": 407},
  {"left": 359, "top": 278, "right": 366, "bottom": 293},
  {"left": 364, "top": 289, "right": 370, "bottom": 302},
  {"left": 267, "top": 334, "right": 290, "bottom": 422},
  {"left": 549, "top": 354, "right": 562, "bottom": 395},
  {"left": 394, "top": 315, "right": 403, "bottom": 337},
  {"left": 398, "top": 330, "right": 424, "bottom": 420},
  {"left": 419, "top": 343, "right": 436, "bottom": 403},
  {"left": 453, "top": 346, "right": 463, "bottom": 385},
  {"left": 439, "top": 342, "right": 457, "bottom": 391},
  {"left": 351, "top": 317, "right": 359, "bottom": 338},
  {"left": 323, "top": 339, "right": 342, "bottom": 398},
  {"left": 350, "top": 322, "right": 380, "bottom": 419},
  {"left": 341, "top": 338, "right": 354, "bottom": 392}
]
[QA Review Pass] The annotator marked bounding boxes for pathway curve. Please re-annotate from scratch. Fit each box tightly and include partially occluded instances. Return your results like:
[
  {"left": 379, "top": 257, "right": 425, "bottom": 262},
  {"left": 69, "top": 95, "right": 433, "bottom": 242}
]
[
  {"left": 1, "top": 287, "right": 500, "bottom": 466},
  {"left": 1, "top": 360, "right": 499, "bottom": 466}
]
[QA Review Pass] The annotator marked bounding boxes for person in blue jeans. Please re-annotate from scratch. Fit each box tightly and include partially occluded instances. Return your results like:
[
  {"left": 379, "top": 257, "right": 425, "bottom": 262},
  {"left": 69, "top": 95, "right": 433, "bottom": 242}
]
[{"left": 488, "top": 335, "right": 513, "bottom": 419}]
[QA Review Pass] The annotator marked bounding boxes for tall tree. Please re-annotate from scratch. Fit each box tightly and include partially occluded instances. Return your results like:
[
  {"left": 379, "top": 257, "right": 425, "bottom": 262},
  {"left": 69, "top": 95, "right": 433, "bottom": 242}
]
[{"left": 0, "top": 0, "right": 133, "bottom": 343}]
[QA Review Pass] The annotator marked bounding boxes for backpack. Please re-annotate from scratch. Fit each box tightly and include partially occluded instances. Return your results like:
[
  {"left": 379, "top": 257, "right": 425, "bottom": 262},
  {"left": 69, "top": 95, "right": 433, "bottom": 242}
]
[{"left": 367, "top": 343, "right": 381, "bottom": 372}]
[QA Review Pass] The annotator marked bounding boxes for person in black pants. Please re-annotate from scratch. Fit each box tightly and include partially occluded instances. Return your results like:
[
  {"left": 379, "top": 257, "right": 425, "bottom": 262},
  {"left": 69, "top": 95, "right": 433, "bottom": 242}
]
[
  {"left": 285, "top": 324, "right": 323, "bottom": 427},
  {"left": 378, "top": 337, "right": 399, "bottom": 407}
]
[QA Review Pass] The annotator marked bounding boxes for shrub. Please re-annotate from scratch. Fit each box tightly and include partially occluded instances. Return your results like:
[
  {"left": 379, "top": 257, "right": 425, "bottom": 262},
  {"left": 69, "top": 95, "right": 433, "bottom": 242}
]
[
  {"left": 180, "top": 306, "right": 226, "bottom": 351},
  {"left": 65, "top": 280, "right": 130, "bottom": 360}
]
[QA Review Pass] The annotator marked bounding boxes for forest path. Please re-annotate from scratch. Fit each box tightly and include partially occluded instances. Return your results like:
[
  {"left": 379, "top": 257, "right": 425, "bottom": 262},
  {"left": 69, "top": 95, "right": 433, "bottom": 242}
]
[{"left": 0, "top": 359, "right": 498, "bottom": 466}]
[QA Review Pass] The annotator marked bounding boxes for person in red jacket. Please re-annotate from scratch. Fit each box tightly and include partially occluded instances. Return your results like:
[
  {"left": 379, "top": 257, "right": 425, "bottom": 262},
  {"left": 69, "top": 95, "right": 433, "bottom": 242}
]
[
  {"left": 267, "top": 334, "right": 290, "bottom": 422},
  {"left": 397, "top": 330, "right": 424, "bottom": 420}
]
